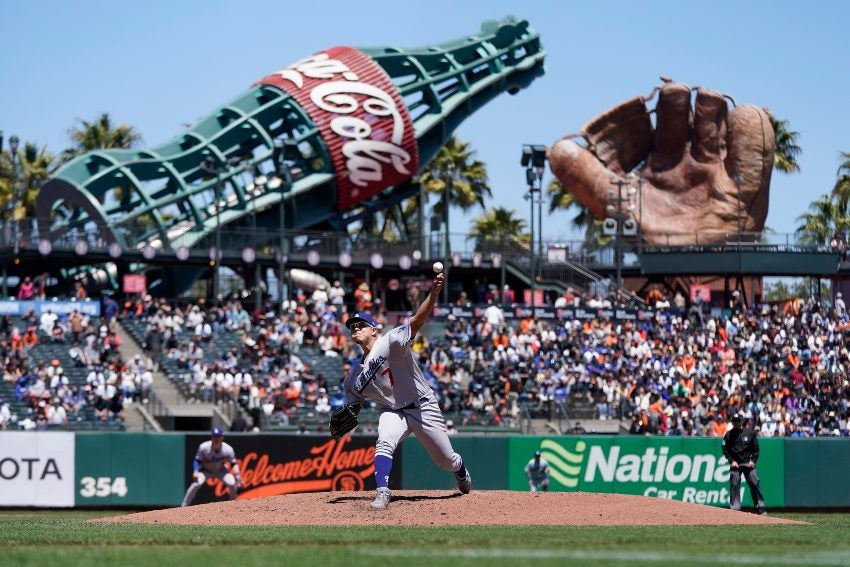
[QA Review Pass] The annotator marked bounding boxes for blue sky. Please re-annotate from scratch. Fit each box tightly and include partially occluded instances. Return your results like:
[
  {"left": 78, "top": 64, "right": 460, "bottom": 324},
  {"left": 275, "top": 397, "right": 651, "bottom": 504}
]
[{"left": 1, "top": 0, "right": 848, "bottom": 244}]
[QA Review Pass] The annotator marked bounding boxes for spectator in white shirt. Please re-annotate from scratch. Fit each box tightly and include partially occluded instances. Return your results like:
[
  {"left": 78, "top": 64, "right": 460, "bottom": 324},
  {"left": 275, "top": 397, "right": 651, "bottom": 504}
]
[
  {"left": 46, "top": 398, "right": 68, "bottom": 426},
  {"left": 315, "top": 388, "right": 331, "bottom": 414},
  {"left": 0, "top": 399, "right": 11, "bottom": 429}
]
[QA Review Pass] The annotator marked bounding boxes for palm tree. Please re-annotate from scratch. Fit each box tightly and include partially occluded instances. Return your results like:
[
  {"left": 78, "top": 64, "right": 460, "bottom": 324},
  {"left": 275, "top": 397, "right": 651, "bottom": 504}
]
[
  {"left": 60, "top": 112, "right": 142, "bottom": 163},
  {"left": 468, "top": 206, "right": 529, "bottom": 253},
  {"left": 832, "top": 151, "right": 850, "bottom": 198},
  {"left": 796, "top": 192, "right": 850, "bottom": 246},
  {"left": 797, "top": 152, "right": 850, "bottom": 246},
  {"left": 0, "top": 140, "right": 56, "bottom": 218},
  {"left": 771, "top": 116, "right": 802, "bottom": 174},
  {"left": 418, "top": 136, "right": 491, "bottom": 256}
]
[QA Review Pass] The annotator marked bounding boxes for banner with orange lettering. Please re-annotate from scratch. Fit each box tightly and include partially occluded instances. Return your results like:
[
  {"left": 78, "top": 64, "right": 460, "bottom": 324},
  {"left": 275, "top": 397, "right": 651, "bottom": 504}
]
[{"left": 183, "top": 434, "right": 397, "bottom": 504}]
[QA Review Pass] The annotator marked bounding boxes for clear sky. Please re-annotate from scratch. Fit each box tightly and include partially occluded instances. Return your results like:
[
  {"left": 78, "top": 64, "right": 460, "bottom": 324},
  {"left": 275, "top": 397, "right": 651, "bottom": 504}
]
[{"left": 1, "top": 0, "right": 848, "bottom": 244}]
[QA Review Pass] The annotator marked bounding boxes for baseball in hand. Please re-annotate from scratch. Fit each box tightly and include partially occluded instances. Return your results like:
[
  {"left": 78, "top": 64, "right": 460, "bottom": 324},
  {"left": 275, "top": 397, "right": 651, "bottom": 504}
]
[{"left": 432, "top": 261, "right": 444, "bottom": 274}]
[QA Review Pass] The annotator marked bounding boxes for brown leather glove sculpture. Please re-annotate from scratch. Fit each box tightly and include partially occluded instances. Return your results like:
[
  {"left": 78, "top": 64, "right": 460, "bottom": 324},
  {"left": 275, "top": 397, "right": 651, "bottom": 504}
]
[{"left": 547, "top": 79, "right": 775, "bottom": 245}]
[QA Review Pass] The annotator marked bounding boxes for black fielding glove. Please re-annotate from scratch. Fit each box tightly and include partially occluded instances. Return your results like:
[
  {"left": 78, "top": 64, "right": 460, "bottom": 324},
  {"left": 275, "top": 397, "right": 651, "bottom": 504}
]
[{"left": 329, "top": 404, "right": 360, "bottom": 438}]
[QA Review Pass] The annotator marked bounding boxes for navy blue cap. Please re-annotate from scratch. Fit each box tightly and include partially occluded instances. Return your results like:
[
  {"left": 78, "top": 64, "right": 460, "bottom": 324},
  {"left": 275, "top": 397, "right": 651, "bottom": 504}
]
[
  {"left": 534, "top": 450, "right": 541, "bottom": 458},
  {"left": 346, "top": 312, "right": 380, "bottom": 330},
  {"left": 211, "top": 427, "right": 224, "bottom": 437}
]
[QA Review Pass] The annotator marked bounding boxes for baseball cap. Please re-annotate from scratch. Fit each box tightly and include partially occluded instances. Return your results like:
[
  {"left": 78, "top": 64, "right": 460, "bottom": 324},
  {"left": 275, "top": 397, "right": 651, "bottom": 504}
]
[
  {"left": 211, "top": 427, "right": 224, "bottom": 437},
  {"left": 346, "top": 312, "right": 380, "bottom": 330},
  {"left": 534, "top": 450, "right": 541, "bottom": 458},
  {"left": 731, "top": 412, "right": 742, "bottom": 421}
]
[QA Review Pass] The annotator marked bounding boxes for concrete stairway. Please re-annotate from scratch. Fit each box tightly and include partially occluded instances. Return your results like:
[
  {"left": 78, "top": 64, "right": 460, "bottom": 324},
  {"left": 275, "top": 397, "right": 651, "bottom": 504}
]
[{"left": 113, "top": 322, "right": 229, "bottom": 432}]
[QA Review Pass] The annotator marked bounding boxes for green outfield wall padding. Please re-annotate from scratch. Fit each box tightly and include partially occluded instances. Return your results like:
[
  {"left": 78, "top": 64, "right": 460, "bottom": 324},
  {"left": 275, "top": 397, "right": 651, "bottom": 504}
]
[
  {"left": 75, "top": 432, "right": 185, "bottom": 506},
  {"left": 400, "top": 436, "right": 508, "bottom": 489},
  {"left": 785, "top": 439, "right": 850, "bottom": 507}
]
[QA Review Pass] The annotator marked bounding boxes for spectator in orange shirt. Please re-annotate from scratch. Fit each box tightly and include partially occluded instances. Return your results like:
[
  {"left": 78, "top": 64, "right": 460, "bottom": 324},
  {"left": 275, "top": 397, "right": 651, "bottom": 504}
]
[
  {"left": 709, "top": 415, "right": 728, "bottom": 437},
  {"left": 354, "top": 282, "right": 373, "bottom": 312},
  {"left": 681, "top": 353, "right": 696, "bottom": 374},
  {"left": 22, "top": 326, "right": 38, "bottom": 350},
  {"left": 788, "top": 351, "right": 800, "bottom": 370}
]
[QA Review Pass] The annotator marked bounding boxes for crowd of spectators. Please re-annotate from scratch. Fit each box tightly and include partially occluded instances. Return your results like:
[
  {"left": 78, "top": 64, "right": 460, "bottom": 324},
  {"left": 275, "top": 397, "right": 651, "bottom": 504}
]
[
  {"left": 0, "top": 301, "right": 145, "bottom": 430},
  {"left": 5, "top": 274, "right": 849, "bottom": 439},
  {"left": 119, "top": 279, "right": 850, "bottom": 438}
]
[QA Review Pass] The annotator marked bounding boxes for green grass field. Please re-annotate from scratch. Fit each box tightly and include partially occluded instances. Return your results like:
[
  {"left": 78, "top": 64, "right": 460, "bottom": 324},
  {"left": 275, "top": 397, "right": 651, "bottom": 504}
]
[{"left": 1, "top": 510, "right": 848, "bottom": 566}]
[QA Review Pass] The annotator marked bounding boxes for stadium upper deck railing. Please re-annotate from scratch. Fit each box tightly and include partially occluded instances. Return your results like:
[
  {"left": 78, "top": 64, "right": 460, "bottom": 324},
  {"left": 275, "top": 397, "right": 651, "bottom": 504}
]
[{"left": 0, "top": 217, "right": 836, "bottom": 268}]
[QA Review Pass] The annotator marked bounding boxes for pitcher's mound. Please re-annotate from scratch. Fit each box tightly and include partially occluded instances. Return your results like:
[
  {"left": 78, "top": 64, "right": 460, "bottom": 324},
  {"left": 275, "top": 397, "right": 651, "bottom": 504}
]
[{"left": 94, "top": 491, "right": 804, "bottom": 526}]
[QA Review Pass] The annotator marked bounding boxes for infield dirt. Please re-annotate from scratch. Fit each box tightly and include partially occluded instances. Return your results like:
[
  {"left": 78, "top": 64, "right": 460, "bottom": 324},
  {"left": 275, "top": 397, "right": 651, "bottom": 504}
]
[{"left": 93, "top": 491, "right": 805, "bottom": 526}]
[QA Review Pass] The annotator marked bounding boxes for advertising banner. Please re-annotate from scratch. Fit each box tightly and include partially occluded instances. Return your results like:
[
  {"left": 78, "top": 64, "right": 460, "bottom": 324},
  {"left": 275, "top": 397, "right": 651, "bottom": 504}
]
[
  {"left": 0, "top": 300, "right": 100, "bottom": 317},
  {"left": 74, "top": 433, "right": 185, "bottom": 507},
  {"left": 0, "top": 432, "right": 75, "bottom": 507},
  {"left": 509, "top": 436, "right": 785, "bottom": 508},
  {"left": 122, "top": 274, "right": 147, "bottom": 294},
  {"left": 183, "top": 434, "right": 389, "bottom": 505}
]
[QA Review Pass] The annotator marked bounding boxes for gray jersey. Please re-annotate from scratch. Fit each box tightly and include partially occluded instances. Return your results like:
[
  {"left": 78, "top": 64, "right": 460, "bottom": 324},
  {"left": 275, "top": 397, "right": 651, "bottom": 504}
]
[
  {"left": 344, "top": 323, "right": 433, "bottom": 410},
  {"left": 525, "top": 458, "right": 550, "bottom": 481},
  {"left": 194, "top": 440, "right": 238, "bottom": 474}
]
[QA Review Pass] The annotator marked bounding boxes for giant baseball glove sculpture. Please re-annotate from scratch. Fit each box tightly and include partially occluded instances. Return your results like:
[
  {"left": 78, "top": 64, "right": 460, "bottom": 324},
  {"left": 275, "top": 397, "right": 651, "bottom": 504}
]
[{"left": 547, "top": 79, "right": 775, "bottom": 245}]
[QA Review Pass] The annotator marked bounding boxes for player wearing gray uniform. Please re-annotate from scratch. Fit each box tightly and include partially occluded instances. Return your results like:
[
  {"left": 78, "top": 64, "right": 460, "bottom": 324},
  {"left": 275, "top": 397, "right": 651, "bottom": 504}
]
[
  {"left": 343, "top": 272, "right": 471, "bottom": 510},
  {"left": 525, "top": 450, "right": 550, "bottom": 492},
  {"left": 181, "top": 427, "right": 243, "bottom": 507}
]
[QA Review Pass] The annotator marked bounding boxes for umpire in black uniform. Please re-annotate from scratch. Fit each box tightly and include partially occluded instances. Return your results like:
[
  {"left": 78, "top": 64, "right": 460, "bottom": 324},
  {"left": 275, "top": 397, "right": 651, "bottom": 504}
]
[{"left": 721, "top": 412, "right": 766, "bottom": 515}]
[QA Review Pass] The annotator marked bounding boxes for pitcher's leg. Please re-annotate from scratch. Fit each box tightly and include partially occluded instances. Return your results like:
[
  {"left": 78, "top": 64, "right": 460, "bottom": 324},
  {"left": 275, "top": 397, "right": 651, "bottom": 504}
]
[
  {"left": 374, "top": 410, "right": 411, "bottom": 486},
  {"left": 407, "top": 402, "right": 462, "bottom": 472}
]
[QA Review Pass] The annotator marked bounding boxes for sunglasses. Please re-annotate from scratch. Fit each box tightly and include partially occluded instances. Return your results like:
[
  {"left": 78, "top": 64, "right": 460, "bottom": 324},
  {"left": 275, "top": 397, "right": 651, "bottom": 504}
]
[{"left": 349, "top": 322, "right": 372, "bottom": 332}]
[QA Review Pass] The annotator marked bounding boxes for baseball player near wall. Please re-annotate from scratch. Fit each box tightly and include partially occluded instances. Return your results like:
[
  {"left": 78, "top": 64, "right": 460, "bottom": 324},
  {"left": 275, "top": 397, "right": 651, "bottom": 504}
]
[
  {"left": 329, "top": 272, "right": 472, "bottom": 510},
  {"left": 525, "top": 450, "right": 550, "bottom": 492},
  {"left": 181, "top": 427, "right": 244, "bottom": 507}
]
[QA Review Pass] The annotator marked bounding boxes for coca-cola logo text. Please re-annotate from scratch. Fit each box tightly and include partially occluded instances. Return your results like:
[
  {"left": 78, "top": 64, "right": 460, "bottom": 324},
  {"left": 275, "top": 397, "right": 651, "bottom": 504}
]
[{"left": 257, "top": 48, "right": 418, "bottom": 210}]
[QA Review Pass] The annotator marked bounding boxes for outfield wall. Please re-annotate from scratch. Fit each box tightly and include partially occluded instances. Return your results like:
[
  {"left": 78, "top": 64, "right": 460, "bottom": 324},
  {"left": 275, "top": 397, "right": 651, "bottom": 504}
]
[{"left": 0, "top": 432, "right": 844, "bottom": 508}]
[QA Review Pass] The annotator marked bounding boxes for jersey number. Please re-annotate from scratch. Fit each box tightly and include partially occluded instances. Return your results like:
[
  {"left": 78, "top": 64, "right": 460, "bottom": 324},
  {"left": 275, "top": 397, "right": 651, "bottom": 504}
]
[{"left": 380, "top": 368, "right": 395, "bottom": 386}]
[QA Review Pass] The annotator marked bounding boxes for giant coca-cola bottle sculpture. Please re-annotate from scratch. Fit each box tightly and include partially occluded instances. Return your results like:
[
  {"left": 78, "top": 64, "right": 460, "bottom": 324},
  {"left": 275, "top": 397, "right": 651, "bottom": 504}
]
[{"left": 36, "top": 16, "right": 544, "bottom": 258}]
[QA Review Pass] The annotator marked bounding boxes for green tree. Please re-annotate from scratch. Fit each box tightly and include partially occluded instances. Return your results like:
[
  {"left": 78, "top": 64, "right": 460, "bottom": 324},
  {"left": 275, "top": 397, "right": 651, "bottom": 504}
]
[
  {"left": 468, "top": 206, "right": 529, "bottom": 253},
  {"left": 832, "top": 151, "right": 850, "bottom": 198},
  {"left": 61, "top": 112, "right": 142, "bottom": 163},
  {"left": 0, "top": 140, "right": 56, "bottom": 218},
  {"left": 795, "top": 195, "right": 850, "bottom": 246},
  {"left": 771, "top": 116, "right": 802, "bottom": 174},
  {"left": 763, "top": 278, "right": 829, "bottom": 302},
  {"left": 418, "top": 136, "right": 491, "bottom": 254},
  {"left": 796, "top": 153, "right": 850, "bottom": 245}
]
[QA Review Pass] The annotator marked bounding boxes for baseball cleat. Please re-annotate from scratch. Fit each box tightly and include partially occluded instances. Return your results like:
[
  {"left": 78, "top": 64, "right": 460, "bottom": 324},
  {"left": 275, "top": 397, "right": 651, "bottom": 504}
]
[
  {"left": 370, "top": 487, "right": 392, "bottom": 510},
  {"left": 457, "top": 470, "right": 472, "bottom": 494}
]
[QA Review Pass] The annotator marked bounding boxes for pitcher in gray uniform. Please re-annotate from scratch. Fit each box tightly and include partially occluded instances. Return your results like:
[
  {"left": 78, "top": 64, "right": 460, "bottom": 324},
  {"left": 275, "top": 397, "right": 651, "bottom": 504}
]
[
  {"left": 181, "top": 427, "right": 243, "bottom": 507},
  {"left": 343, "top": 272, "right": 472, "bottom": 510}
]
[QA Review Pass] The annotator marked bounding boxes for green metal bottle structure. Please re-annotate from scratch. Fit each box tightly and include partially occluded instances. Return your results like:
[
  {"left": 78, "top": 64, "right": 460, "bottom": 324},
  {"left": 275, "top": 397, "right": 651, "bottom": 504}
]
[{"left": 35, "top": 16, "right": 544, "bottom": 279}]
